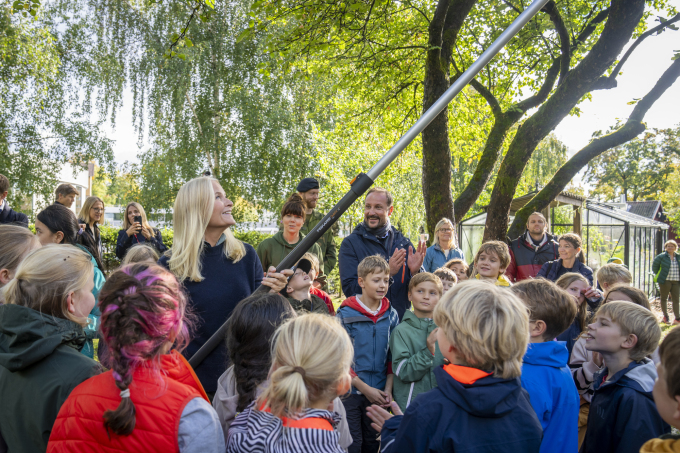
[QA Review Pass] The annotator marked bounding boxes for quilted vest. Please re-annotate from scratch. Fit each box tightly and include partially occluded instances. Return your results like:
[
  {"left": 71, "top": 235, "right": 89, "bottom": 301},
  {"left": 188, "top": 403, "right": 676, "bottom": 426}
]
[{"left": 47, "top": 350, "right": 209, "bottom": 453}]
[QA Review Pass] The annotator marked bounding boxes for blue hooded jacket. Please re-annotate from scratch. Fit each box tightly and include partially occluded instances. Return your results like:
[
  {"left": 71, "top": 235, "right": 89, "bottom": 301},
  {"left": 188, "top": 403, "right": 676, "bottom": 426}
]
[
  {"left": 380, "top": 365, "right": 543, "bottom": 452},
  {"left": 339, "top": 223, "right": 417, "bottom": 319},
  {"left": 521, "top": 341, "right": 579, "bottom": 453},
  {"left": 537, "top": 258, "right": 594, "bottom": 286},
  {"left": 580, "top": 359, "right": 670, "bottom": 453}
]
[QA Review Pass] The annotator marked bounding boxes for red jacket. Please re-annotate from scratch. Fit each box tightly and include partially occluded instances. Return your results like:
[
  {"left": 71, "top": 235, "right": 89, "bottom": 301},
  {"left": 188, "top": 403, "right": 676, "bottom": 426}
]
[
  {"left": 47, "top": 350, "right": 208, "bottom": 453},
  {"left": 505, "top": 232, "right": 559, "bottom": 282}
]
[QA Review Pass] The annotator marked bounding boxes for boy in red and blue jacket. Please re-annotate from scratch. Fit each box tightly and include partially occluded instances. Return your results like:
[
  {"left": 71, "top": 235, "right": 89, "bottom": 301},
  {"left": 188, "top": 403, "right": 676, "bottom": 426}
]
[
  {"left": 336, "top": 255, "right": 399, "bottom": 453},
  {"left": 367, "top": 280, "right": 542, "bottom": 453}
]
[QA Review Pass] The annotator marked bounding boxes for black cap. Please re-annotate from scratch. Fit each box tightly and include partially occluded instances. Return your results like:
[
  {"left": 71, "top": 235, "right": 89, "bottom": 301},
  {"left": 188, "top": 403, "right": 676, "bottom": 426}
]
[
  {"left": 296, "top": 177, "right": 319, "bottom": 193},
  {"left": 280, "top": 258, "right": 313, "bottom": 296}
]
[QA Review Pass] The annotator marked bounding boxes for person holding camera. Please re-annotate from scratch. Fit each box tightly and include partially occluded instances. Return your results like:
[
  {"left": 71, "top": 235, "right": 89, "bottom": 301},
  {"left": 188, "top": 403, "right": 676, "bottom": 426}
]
[{"left": 115, "top": 202, "right": 168, "bottom": 259}]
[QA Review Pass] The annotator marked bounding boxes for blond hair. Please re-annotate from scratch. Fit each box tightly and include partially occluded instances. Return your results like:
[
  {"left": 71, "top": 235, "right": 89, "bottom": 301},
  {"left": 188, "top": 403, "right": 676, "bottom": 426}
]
[
  {"left": 357, "top": 254, "right": 389, "bottom": 279},
  {"left": 0, "top": 225, "right": 41, "bottom": 285},
  {"left": 664, "top": 239, "right": 677, "bottom": 249},
  {"left": 258, "top": 314, "right": 353, "bottom": 417},
  {"left": 434, "top": 218, "right": 456, "bottom": 249},
  {"left": 168, "top": 177, "right": 245, "bottom": 282},
  {"left": 659, "top": 327, "right": 680, "bottom": 398},
  {"left": 433, "top": 280, "right": 529, "bottom": 379},
  {"left": 1, "top": 245, "right": 94, "bottom": 326},
  {"left": 121, "top": 244, "right": 160, "bottom": 266},
  {"left": 594, "top": 301, "right": 660, "bottom": 361},
  {"left": 78, "top": 196, "right": 104, "bottom": 225},
  {"left": 409, "top": 272, "right": 444, "bottom": 295},
  {"left": 596, "top": 263, "right": 632, "bottom": 287},
  {"left": 122, "top": 202, "right": 154, "bottom": 232},
  {"left": 474, "top": 241, "right": 511, "bottom": 271}
]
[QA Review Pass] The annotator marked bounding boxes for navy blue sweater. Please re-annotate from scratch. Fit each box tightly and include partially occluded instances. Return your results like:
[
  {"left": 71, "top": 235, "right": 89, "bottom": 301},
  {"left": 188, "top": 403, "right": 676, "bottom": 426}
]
[
  {"left": 115, "top": 228, "right": 168, "bottom": 259},
  {"left": 159, "top": 241, "right": 263, "bottom": 392}
]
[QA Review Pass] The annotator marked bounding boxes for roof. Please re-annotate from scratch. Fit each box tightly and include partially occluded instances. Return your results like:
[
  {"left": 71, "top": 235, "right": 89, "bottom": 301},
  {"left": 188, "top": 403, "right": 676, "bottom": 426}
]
[
  {"left": 626, "top": 201, "right": 661, "bottom": 220},
  {"left": 585, "top": 201, "right": 668, "bottom": 229},
  {"left": 482, "top": 190, "right": 586, "bottom": 214}
]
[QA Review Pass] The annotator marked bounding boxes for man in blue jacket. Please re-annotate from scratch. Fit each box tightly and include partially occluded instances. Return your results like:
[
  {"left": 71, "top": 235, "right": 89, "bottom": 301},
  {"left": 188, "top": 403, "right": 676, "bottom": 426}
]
[
  {"left": 0, "top": 174, "right": 28, "bottom": 227},
  {"left": 338, "top": 187, "right": 425, "bottom": 319}
]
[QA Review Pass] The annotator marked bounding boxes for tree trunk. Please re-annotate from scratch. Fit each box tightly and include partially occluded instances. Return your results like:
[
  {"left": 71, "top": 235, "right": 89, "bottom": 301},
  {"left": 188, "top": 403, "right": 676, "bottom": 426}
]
[
  {"left": 483, "top": 0, "right": 646, "bottom": 241},
  {"left": 421, "top": 0, "right": 477, "bottom": 236},
  {"left": 507, "top": 57, "right": 680, "bottom": 238}
]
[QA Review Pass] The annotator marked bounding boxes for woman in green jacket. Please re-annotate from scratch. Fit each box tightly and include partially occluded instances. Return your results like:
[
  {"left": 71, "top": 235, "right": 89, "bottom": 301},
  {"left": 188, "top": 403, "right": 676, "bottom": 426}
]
[
  {"left": 256, "top": 193, "right": 323, "bottom": 275},
  {"left": 652, "top": 239, "right": 680, "bottom": 324}
]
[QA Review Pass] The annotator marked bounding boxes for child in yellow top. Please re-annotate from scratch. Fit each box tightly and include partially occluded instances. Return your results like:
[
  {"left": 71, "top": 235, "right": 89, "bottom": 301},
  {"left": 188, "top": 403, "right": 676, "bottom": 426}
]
[{"left": 473, "top": 241, "right": 512, "bottom": 286}]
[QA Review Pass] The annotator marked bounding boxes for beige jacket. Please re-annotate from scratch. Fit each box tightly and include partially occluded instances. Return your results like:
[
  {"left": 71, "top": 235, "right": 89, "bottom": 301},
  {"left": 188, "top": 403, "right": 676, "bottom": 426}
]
[{"left": 213, "top": 366, "right": 352, "bottom": 450}]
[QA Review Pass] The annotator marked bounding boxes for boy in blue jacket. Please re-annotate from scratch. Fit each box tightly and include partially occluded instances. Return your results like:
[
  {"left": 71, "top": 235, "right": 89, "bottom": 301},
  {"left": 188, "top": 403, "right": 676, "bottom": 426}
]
[
  {"left": 367, "top": 280, "right": 543, "bottom": 453},
  {"left": 336, "top": 254, "right": 399, "bottom": 453},
  {"left": 512, "top": 279, "right": 580, "bottom": 453},
  {"left": 580, "top": 301, "right": 669, "bottom": 453}
]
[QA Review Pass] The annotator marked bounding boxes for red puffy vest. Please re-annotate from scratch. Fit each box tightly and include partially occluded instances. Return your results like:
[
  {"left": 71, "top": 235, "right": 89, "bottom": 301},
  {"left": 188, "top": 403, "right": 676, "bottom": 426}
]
[{"left": 47, "top": 350, "right": 209, "bottom": 453}]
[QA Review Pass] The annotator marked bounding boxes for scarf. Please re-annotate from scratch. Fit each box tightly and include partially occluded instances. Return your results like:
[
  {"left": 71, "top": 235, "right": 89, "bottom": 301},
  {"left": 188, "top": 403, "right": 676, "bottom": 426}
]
[
  {"left": 364, "top": 218, "right": 392, "bottom": 239},
  {"left": 525, "top": 230, "right": 547, "bottom": 249}
]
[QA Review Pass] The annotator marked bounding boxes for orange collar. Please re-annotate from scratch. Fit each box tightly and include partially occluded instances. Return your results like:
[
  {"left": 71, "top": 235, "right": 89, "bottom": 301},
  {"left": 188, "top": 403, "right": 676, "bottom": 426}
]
[
  {"left": 443, "top": 364, "right": 492, "bottom": 385},
  {"left": 259, "top": 404, "right": 334, "bottom": 431}
]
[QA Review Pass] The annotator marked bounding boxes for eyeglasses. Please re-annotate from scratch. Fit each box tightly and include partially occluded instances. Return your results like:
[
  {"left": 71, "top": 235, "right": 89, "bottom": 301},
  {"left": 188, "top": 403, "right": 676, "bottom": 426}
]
[
  {"left": 439, "top": 228, "right": 452, "bottom": 233},
  {"left": 92, "top": 208, "right": 104, "bottom": 213}
]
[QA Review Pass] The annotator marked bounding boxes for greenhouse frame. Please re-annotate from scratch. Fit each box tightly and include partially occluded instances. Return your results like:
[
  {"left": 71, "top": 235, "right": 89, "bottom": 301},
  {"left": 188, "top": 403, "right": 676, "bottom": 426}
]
[{"left": 458, "top": 191, "right": 669, "bottom": 293}]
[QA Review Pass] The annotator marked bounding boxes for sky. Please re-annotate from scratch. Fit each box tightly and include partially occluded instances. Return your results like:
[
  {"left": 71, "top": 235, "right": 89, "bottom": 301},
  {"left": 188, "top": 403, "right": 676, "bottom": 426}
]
[{"left": 104, "top": 6, "right": 680, "bottom": 184}]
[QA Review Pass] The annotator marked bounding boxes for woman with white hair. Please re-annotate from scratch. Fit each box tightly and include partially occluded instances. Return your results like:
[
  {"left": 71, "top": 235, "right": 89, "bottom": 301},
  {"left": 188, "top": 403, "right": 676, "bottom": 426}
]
[
  {"left": 652, "top": 239, "right": 680, "bottom": 325},
  {"left": 158, "top": 176, "right": 290, "bottom": 398},
  {"left": 423, "top": 218, "right": 464, "bottom": 273},
  {"left": 115, "top": 201, "right": 168, "bottom": 259}
]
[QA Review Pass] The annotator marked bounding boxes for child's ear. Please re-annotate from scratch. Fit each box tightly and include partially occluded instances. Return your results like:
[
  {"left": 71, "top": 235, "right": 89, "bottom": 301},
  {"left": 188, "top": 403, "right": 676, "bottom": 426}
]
[
  {"left": 499, "top": 267, "right": 508, "bottom": 275},
  {"left": 674, "top": 395, "right": 680, "bottom": 422},
  {"left": 358, "top": 277, "right": 365, "bottom": 289},
  {"left": 530, "top": 320, "right": 547, "bottom": 338},
  {"left": 0, "top": 268, "right": 11, "bottom": 285},
  {"left": 621, "top": 333, "right": 638, "bottom": 351},
  {"left": 336, "top": 374, "right": 351, "bottom": 396},
  {"left": 66, "top": 292, "right": 76, "bottom": 314},
  {"left": 286, "top": 285, "right": 293, "bottom": 294}
]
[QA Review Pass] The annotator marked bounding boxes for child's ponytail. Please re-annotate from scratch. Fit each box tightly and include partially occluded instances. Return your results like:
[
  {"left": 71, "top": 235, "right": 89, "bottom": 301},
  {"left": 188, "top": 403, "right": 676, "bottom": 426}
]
[
  {"left": 99, "top": 263, "right": 194, "bottom": 436},
  {"left": 258, "top": 314, "right": 353, "bottom": 418}
]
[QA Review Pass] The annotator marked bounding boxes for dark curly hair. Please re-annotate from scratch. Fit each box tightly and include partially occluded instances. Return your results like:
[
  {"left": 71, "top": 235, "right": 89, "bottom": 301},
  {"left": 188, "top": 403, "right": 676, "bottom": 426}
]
[
  {"left": 227, "top": 293, "right": 296, "bottom": 411},
  {"left": 98, "top": 263, "right": 195, "bottom": 436}
]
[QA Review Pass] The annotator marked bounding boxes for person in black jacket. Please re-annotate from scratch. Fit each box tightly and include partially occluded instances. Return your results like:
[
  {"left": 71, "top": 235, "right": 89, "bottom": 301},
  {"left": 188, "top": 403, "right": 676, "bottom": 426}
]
[
  {"left": 0, "top": 174, "right": 28, "bottom": 227},
  {"left": 115, "top": 202, "right": 168, "bottom": 259}
]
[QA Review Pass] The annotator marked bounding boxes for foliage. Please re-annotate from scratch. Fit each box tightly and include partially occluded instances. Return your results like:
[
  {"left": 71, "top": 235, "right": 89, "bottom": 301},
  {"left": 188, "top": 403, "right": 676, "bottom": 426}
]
[
  {"left": 91, "top": 164, "right": 141, "bottom": 207},
  {"left": 0, "top": 3, "right": 114, "bottom": 214},
  {"left": 585, "top": 127, "right": 680, "bottom": 202}
]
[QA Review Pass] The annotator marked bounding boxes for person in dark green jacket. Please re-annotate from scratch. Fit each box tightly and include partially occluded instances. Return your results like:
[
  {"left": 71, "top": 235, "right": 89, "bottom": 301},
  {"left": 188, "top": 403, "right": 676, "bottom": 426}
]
[
  {"left": 0, "top": 245, "right": 102, "bottom": 453},
  {"left": 652, "top": 239, "right": 680, "bottom": 324},
  {"left": 390, "top": 273, "right": 445, "bottom": 411},
  {"left": 296, "top": 178, "right": 339, "bottom": 277},
  {"left": 258, "top": 193, "right": 323, "bottom": 274}
]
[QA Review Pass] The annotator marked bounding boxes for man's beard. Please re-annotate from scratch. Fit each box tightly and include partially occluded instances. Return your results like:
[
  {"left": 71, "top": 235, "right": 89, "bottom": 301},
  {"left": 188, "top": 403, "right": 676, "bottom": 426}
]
[
  {"left": 305, "top": 198, "right": 317, "bottom": 209},
  {"left": 365, "top": 215, "right": 386, "bottom": 228}
]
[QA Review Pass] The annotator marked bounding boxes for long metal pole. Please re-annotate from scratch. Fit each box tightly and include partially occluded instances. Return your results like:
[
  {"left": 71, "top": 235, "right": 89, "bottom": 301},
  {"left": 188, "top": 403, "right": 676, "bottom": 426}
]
[{"left": 188, "top": 0, "right": 550, "bottom": 369}]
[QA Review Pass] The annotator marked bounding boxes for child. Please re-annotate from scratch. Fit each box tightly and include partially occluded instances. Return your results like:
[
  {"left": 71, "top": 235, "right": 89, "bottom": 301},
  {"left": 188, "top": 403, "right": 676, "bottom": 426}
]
[
  {"left": 305, "top": 252, "right": 336, "bottom": 315},
  {"left": 367, "top": 280, "right": 542, "bottom": 452},
  {"left": 285, "top": 257, "right": 330, "bottom": 315},
  {"left": 640, "top": 327, "right": 680, "bottom": 452},
  {"left": 336, "top": 254, "right": 399, "bottom": 453},
  {"left": 121, "top": 243, "right": 160, "bottom": 265},
  {"left": 555, "top": 273, "right": 592, "bottom": 356},
  {"left": 512, "top": 279, "right": 580, "bottom": 453},
  {"left": 0, "top": 224, "right": 40, "bottom": 288},
  {"left": 226, "top": 314, "right": 354, "bottom": 453},
  {"left": 433, "top": 267, "right": 457, "bottom": 293},
  {"left": 444, "top": 258, "right": 468, "bottom": 282},
  {"left": 473, "top": 241, "right": 512, "bottom": 286},
  {"left": 214, "top": 292, "right": 352, "bottom": 449},
  {"left": 580, "top": 301, "right": 669, "bottom": 453},
  {"left": 48, "top": 263, "right": 224, "bottom": 453},
  {"left": 569, "top": 282, "right": 652, "bottom": 448},
  {"left": 0, "top": 245, "right": 101, "bottom": 453},
  {"left": 391, "top": 273, "right": 445, "bottom": 412},
  {"left": 596, "top": 263, "right": 632, "bottom": 291}
]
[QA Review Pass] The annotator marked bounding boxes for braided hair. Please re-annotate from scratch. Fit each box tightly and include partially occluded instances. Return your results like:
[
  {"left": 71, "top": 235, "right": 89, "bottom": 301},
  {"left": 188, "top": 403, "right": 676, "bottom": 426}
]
[
  {"left": 226, "top": 293, "right": 296, "bottom": 412},
  {"left": 98, "top": 263, "right": 195, "bottom": 436}
]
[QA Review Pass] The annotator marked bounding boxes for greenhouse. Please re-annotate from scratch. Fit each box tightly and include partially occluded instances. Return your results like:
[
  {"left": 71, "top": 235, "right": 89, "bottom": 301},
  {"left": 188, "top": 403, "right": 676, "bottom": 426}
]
[{"left": 458, "top": 191, "right": 669, "bottom": 293}]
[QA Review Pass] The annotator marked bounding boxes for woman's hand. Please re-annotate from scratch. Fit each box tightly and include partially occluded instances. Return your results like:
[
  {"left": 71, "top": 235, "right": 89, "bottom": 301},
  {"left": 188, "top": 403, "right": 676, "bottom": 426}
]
[
  {"left": 366, "top": 401, "right": 402, "bottom": 432},
  {"left": 126, "top": 222, "right": 141, "bottom": 237},
  {"left": 262, "top": 267, "right": 293, "bottom": 293},
  {"left": 140, "top": 226, "right": 152, "bottom": 240}
]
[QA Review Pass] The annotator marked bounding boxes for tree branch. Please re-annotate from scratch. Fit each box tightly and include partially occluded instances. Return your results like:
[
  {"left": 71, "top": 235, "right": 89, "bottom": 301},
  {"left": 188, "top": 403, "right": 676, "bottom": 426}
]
[
  {"left": 508, "top": 56, "right": 680, "bottom": 237},
  {"left": 572, "top": 8, "right": 610, "bottom": 52},
  {"left": 516, "top": 57, "right": 561, "bottom": 111},
  {"left": 542, "top": 1, "right": 571, "bottom": 84},
  {"left": 468, "top": 78, "right": 502, "bottom": 115}
]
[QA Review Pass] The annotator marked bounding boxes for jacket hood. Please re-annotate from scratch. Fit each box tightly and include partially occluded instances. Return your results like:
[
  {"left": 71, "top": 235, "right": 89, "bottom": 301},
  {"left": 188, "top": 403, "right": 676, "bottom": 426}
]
[
  {"left": 475, "top": 273, "right": 512, "bottom": 287},
  {"left": 272, "top": 230, "right": 308, "bottom": 249},
  {"left": 523, "top": 341, "right": 569, "bottom": 368},
  {"left": 594, "top": 358, "right": 657, "bottom": 394},
  {"left": 340, "top": 295, "right": 390, "bottom": 321},
  {"left": 0, "top": 304, "right": 86, "bottom": 372},
  {"left": 433, "top": 365, "right": 524, "bottom": 418},
  {"left": 402, "top": 309, "right": 434, "bottom": 329},
  {"left": 639, "top": 434, "right": 680, "bottom": 453}
]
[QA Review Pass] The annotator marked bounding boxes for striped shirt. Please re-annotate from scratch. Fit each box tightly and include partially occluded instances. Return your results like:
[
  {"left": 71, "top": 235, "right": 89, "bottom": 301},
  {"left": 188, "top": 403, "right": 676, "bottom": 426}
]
[
  {"left": 226, "top": 401, "right": 344, "bottom": 453},
  {"left": 669, "top": 255, "right": 680, "bottom": 281}
]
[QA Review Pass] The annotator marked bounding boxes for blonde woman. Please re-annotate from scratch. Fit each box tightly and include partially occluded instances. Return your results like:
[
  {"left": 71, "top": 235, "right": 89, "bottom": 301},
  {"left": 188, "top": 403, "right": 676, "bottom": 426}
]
[
  {"left": 0, "top": 224, "right": 41, "bottom": 288},
  {"left": 0, "top": 245, "right": 102, "bottom": 452},
  {"left": 158, "top": 176, "right": 290, "bottom": 397},
  {"left": 115, "top": 202, "right": 168, "bottom": 259},
  {"left": 423, "top": 218, "right": 464, "bottom": 272},
  {"left": 78, "top": 196, "right": 105, "bottom": 263}
]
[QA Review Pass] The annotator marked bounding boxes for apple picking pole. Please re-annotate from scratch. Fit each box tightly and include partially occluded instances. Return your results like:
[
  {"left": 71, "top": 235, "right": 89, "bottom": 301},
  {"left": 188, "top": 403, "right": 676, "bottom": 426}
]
[{"left": 188, "top": 0, "right": 551, "bottom": 369}]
